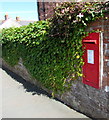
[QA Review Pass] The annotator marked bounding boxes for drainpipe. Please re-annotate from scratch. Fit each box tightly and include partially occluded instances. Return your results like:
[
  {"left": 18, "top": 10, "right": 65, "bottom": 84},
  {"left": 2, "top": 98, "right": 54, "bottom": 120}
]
[
  {"left": 37, "top": 1, "right": 40, "bottom": 21},
  {"left": 42, "top": 0, "right": 45, "bottom": 20}
]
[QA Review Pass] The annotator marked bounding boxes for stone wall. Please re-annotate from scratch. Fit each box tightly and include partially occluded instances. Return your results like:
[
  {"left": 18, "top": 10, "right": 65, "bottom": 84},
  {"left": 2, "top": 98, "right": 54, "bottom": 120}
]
[
  {"left": 1, "top": 14, "right": 109, "bottom": 119},
  {"left": 57, "top": 14, "right": 109, "bottom": 119},
  {"left": 58, "top": 81, "right": 109, "bottom": 119},
  {"left": 2, "top": 57, "right": 109, "bottom": 119},
  {"left": 1, "top": 58, "right": 49, "bottom": 93}
]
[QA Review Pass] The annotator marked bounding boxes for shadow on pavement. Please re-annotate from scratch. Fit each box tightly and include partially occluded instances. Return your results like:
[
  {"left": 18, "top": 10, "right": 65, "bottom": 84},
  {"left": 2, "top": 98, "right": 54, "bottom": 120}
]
[
  {"left": 2, "top": 66, "right": 52, "bottom": 98},
  {"left": 1, "top": 66, "right": 94, "bottom": 120}
]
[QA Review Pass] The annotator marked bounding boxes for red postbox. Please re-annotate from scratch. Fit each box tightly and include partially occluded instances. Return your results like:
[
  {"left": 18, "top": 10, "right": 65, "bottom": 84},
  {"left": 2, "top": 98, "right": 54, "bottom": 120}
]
[{"left": 82, "top": 33, "right": 100, "bottom": 89}]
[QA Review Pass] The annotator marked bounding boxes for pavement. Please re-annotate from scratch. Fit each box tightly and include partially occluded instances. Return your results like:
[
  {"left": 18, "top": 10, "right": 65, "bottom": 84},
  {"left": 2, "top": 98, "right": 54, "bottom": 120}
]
[{"left": 0, "top": 67, "right": 91, "bottom": 119}]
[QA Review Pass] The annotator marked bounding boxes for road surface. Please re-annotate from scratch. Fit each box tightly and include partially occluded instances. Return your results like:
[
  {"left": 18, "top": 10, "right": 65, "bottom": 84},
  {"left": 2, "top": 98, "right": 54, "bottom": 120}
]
[{"left": 1, "top": 67, "right": 91, "bottom": 119}]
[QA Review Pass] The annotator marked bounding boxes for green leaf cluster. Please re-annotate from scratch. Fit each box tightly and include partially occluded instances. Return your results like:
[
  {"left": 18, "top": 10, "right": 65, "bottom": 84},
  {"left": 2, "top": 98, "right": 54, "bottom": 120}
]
[{"left": 1, "top": 2, "right": 108, "bottom": 95}]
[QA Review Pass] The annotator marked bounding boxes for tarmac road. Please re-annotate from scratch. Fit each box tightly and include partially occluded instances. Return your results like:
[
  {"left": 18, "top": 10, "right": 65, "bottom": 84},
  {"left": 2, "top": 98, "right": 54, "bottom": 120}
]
[{"left": 1, "top": 67, "right": 91, "bottom": 119}]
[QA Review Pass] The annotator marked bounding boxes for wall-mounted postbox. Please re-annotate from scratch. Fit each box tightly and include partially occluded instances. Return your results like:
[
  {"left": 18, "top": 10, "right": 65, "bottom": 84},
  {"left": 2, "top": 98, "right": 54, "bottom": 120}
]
[{"left": 82, "top": 33, "right": 101, "bottom": 89}]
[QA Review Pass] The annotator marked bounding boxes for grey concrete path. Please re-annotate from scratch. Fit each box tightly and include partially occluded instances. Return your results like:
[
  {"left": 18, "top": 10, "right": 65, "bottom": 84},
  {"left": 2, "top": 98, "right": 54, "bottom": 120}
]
[{"left": 1, "top": 68, "right": 91, "bottom": 119}]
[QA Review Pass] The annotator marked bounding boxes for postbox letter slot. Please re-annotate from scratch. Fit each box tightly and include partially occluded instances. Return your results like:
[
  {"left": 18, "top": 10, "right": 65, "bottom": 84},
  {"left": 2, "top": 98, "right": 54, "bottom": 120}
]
[{"left": 83, "top": 40, "right": 97, "bottom": 44}]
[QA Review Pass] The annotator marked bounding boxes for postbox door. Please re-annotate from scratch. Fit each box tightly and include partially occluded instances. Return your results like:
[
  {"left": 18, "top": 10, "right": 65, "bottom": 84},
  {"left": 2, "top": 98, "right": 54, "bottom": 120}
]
[{"left": 82, "top": 33, "right": 100, "bottom": 89}]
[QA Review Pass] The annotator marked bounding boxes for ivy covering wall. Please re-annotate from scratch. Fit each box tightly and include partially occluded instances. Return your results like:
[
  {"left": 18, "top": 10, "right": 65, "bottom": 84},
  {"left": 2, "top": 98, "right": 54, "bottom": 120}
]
[{"left": 1, "top": 2, "right": 109, "bottom": 95}]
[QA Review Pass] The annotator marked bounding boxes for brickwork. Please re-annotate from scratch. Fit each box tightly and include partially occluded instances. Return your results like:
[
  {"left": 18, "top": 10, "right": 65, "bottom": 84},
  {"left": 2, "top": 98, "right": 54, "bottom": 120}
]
[
  {"left": 37, "top": 2, "right": 109, "bottom": 88},
  {"left": 86, "top": 14, "right": 109, "bottom": 88},
  {"left": 2, "top": 6, "right": 109, "bottom": 119},
  {"left": 38, "top": 1, "right": 109, "bottom": 88},
  {"left": 38, "top": 0, "right": 76, "bottom": 20},
  {"left": 104, "top": 16, "right": 109, "bottom": 87},
  {"left": 37, "top": 1, "right": 57, "bottom": 20}
]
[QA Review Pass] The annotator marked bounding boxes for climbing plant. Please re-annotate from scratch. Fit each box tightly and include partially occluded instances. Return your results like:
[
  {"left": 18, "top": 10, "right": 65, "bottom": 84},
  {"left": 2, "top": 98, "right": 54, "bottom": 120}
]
[{"left": 1, "top": 2, "right": 109, "bottom": 96}]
